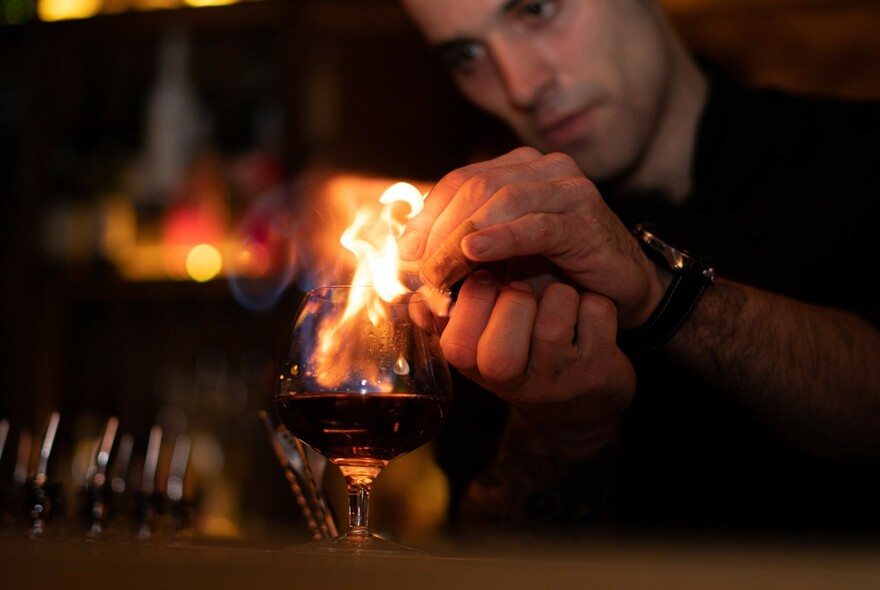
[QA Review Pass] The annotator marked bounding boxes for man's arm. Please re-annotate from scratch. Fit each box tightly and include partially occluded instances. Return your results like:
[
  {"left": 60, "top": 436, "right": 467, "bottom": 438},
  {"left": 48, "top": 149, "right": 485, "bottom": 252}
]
[
  {"left": 402, "top": 148, "right": 880, "bottom": 529},
  {"left": 670, "top": 279, "right": 880, "bottom": 459},
  {"left": 455, "top": 402, "right": 620, "bottom": 534}
]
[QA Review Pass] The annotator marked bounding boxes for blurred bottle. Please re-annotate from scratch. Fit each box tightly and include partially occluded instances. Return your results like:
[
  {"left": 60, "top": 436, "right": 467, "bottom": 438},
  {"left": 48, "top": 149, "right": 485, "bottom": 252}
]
[{"left": 138, "top": 25, "right": 206, "bottom": 206}]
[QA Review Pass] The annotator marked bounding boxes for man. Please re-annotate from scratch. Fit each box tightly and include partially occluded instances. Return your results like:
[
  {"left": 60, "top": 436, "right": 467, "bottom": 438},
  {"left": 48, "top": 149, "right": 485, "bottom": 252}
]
[{"left": 396, "top": 0, "right": 880, "bottom": 537}]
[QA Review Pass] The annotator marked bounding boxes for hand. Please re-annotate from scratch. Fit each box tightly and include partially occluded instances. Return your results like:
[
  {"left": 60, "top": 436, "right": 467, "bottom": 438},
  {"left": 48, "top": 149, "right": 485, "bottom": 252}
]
[
  {"left": 399, "top": 147, "right": 666, "bottom": 329},
  {"left": 442, "top": 271, "right": 636, "bottom": 452}
]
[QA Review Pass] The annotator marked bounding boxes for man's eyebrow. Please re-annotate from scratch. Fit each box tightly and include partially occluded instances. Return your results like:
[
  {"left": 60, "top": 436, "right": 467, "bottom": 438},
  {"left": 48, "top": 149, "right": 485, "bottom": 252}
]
[
  {"left": 498, "top": 0, "right": 523, "bottom": 16},
  {"left": 430, "top": 0, "right": 522, "bottom": 59}
]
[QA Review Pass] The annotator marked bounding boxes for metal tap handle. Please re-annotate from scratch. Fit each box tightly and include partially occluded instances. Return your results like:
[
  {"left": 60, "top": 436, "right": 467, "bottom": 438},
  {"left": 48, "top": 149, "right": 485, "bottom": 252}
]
[
  {"left": 137, "top": 425, "right": 163, "bottom": 541},
  {"left": 30, "top": 412, "right": 60, "bottom": 538},
  {"left": 86, "top": 416, "right": 119, "bottom": 537}
]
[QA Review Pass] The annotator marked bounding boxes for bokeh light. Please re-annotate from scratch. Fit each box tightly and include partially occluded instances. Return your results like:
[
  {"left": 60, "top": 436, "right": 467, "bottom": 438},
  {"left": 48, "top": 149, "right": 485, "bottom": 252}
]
[
  {"left": 38, "top": 0, "right": 100, "bottom": 21},
  {"left": 184, "top": 0, "right": 238, "bottom": 6},
  {"left": 185, "top": 243, "right": 223, "bottom": 282}
]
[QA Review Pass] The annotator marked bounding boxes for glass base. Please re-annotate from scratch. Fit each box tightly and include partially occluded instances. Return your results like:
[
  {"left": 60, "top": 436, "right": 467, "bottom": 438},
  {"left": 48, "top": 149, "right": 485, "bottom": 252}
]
[{"left": 286, "top": 532, "right": 424, "bottom": 556}]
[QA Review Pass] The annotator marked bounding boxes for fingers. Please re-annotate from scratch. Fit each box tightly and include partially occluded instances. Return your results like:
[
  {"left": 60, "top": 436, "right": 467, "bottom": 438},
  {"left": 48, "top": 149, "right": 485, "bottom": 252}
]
[
  {"left": 425, "top": 151, "right": 572, "bottom": 257},
  {"left": 440, "top": 271, "right": 500, "bottom": 372},
  {"left": 399, "top": 147, "right": 542, "bottom": 262},
  {"left": 408, "top": 288, "right": 447, "bottom": 334},
  {"left": 440, "top": 272, "right": 538, "bottom": 385},
  {"left": 441, "top": 276, "right": 585, "bottom": 394},
  {"left": 475, "top": 282, "right": 537, "bottom": 384},
  {"left": 419, "top": 219, "right": 480, "bottom": 290},
  {"left": 460, "top": 176, "right": 602, "bottom": 262},
  {"left": 526, "top": 286, "right": 622, "bottom": 384},
  {"left": 419, "top": 174, "right": 595, "bottom": 290},
  {"left": 574, "top": 291, "right": 636, "bottom": 404},
  {"left": 407, "top": 149, "right": 584, "bottom": 289},
  {"left": 453, "top": 175, "right": 652, "bottom": 327},
  {"left": 575, "top": 291, "right": 619, "bottom": 363},
  {"left": 529, "top": 283, "right": 580, "bottom": 376}
]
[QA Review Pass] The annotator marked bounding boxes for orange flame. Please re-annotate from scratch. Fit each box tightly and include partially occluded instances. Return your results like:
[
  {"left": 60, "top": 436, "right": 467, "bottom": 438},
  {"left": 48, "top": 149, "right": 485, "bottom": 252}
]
[
  {"left": 313, "top": 181, "right": 426, "bottom": 389},
  {"left": 337, "top": 181, "right": 424, "bottom": 323}
]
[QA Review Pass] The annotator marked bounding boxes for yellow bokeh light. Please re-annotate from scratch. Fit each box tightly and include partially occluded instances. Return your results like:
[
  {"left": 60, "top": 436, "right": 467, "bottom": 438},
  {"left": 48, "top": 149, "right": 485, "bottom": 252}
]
[
  {"left": 186, "top": 243, "right": 223, "bottom": 282},
  {"left": 36, "top": 0, "right": 249, "bottom": 21},
  {"left": 184, "top": 0, "right": 239, "bottom": 6},
  {"left": 38, "top": 0, "right": 101, "bottom": 21}
]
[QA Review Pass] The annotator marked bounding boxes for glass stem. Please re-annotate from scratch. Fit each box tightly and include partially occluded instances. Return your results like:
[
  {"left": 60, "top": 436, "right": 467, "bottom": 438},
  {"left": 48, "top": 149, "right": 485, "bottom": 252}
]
[
  {"left": 339, "top": 465, "right": 380, "bottom": 538},
  {"left": 347, "top": 480, "right": 371, "bottom": 536}
]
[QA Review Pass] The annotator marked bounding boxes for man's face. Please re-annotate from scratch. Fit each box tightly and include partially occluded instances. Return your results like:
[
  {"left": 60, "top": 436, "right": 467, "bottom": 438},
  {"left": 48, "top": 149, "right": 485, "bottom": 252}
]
[{"left": 400, "top": 0, "right": 672, "bottom": 185}]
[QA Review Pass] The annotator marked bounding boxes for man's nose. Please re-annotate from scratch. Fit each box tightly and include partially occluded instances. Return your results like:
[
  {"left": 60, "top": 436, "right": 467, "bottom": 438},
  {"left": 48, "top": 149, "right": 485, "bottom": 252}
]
[{"left": 491, "top": 39, "right": 555, "bottom": 110}]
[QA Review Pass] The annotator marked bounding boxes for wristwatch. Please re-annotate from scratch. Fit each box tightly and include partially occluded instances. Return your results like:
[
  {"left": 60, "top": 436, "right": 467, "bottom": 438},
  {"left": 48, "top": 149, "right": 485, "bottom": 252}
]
[{"left": 631, "top": 222, "right": 716, "bottom": 347}]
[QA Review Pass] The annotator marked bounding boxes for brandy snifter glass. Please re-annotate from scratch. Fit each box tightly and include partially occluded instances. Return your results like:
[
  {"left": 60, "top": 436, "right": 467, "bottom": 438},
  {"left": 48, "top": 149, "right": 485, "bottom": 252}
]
[{"left": 274, "top": 285, "right": 453, "bottom": 554}]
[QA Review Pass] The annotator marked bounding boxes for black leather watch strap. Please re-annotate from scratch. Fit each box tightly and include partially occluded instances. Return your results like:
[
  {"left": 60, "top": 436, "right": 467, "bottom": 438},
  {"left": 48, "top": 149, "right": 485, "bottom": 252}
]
[
  {"left": 636, "top": 274, "right": 709, "bottom": 347},
  {"left": 628, "top": 222, "right": 715, "bottom": 348}
]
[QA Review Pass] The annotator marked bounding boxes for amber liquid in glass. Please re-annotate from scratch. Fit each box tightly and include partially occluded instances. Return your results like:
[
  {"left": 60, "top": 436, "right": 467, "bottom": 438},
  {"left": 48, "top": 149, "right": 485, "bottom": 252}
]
[{"left": 274, "top": 392, "right": 451, "bottom": 465}]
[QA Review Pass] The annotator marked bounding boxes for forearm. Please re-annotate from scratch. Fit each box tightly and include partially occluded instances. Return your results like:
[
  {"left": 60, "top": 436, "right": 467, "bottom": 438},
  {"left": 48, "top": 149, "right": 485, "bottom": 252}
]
[
  {"left": 669, "top": 278, "right": 880, "bottom": 458},
  {"left": 456, "top": 403, "right": 620, "bottom": 535}
]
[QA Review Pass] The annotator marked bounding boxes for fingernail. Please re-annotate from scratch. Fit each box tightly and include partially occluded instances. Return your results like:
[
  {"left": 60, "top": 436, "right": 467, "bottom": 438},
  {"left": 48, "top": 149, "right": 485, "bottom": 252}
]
[
  {"left": 463, "top": 233, "right": 492, "bottom": 256},
  {"left": 506, "top": 281, "right": 533, "bottom": 293},
  {"left": 398, "top": 232, "right": 420, "bottom": 259},
  {"left": 424, "top": 287, "right": 454, "bottom": 318},
  {"left": 472, "top": 269, "right": 495, "bottom": 285}
]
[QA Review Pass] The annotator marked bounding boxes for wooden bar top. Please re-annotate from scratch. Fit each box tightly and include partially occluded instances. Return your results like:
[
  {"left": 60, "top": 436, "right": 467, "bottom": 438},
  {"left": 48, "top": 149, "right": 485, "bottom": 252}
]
[{"left": 3, "top": 533, "right": 880, "bottom": 590}]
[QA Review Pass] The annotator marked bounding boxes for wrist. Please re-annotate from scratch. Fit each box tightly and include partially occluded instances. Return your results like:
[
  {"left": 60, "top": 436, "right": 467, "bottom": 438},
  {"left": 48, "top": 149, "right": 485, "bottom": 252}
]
[
  {"left": 632, "top": 263, "right": 674, "bottom": 329},
  {"left": 625, "top": 222, "right": 716, "bottom": 347}
]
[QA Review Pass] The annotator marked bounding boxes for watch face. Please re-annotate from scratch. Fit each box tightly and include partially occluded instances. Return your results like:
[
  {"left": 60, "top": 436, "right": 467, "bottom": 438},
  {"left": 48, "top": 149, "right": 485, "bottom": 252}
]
[
  {"left": 638, "top": 222, "right": 711, "bottom": 261},
  {"left": 635, "top": 222, "right": 716, "bottom": 281}
]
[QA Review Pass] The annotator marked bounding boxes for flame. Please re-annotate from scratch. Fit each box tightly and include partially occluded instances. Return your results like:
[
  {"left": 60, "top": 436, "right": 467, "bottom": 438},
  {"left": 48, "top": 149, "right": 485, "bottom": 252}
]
[
  {"left": 312, "top": 181, "right": 425, "bottom": 389},
  {"left": 338, "top": 181, "right": 424, "bottom": 323}
]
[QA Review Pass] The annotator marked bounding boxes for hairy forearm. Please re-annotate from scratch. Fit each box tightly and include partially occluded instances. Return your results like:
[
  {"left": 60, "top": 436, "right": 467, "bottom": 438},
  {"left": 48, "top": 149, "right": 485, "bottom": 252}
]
[
  {"left": 669, "top": 278, "right": 880, "bottom": 458},
  {"left": 455, "top": 404, "right": 619, "bottom": 535}
]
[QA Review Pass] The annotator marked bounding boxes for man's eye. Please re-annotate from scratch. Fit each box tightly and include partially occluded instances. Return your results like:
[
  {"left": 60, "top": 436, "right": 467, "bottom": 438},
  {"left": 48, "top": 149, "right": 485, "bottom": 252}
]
[
  {"left": 441, "top": 41, "right": 487, "bottom": 73},
  {"left": 518, "top": 0, "right": 558, "bottom": 24}
]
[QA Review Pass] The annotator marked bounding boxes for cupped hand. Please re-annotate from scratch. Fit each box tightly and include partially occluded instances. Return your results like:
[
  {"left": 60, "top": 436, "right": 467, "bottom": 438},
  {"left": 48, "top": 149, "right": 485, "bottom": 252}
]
[
  {"left": 441, "top": 271, "right": 636, "bottom": 449},
  {"left": 399, "top": 147, "right": 664, "bottom": 329}
]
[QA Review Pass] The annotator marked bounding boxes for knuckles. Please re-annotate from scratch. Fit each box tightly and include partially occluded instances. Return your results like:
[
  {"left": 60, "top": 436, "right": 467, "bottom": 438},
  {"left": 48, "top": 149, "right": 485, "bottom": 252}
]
[
  {"left": 478, "top": 346, "right": 527, "bottom": 384},
  {"left": 580, "top": 290, "right": 618, "bottom": 320},
  {"left": 509, "top": 145, "right": 543, "bottom": 160},
  {"left": 538, "top": 151, "right": 580, "bottom": 173},
  {"left": 439, "top": 167, "right": 476, "bottom": 195},
  {"left": 555, "top": 174, "right": 597, "bottom": 202}
]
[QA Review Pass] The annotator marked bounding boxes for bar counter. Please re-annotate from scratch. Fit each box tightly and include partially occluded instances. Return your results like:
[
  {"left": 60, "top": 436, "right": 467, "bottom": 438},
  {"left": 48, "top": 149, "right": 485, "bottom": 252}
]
[{"left": 3, "top": 532, "right": 880, "bottom": 589}]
